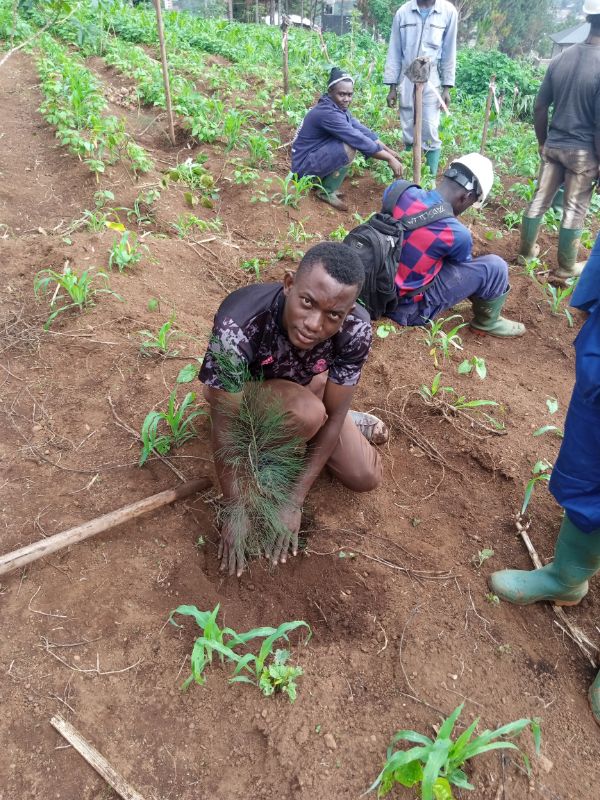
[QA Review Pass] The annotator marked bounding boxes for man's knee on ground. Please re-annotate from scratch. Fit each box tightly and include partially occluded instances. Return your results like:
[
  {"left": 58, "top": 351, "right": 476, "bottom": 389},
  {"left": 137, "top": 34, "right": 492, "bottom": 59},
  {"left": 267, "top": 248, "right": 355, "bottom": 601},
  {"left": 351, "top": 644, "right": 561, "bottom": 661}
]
[
  {"left": 338, "top": 457, "right": 383, "bottom": 493},
  {"left": 284, "top": 389, "right": 327, "bottom": 441}
]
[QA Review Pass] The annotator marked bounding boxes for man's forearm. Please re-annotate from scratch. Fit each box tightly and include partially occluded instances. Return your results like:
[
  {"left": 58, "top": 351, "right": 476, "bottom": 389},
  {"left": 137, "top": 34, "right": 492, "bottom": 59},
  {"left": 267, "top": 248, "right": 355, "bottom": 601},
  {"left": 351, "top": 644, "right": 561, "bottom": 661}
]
[{"left": 533, "top": 105, "right": 549, "bottom": 148}]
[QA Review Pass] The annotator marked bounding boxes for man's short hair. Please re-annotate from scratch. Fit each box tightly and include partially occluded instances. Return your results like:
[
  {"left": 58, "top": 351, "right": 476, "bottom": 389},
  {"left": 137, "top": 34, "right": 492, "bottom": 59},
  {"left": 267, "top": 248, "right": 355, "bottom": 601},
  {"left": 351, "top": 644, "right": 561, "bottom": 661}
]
[{"left": 297, "top": 242, "right": 365, "bottom": 293}]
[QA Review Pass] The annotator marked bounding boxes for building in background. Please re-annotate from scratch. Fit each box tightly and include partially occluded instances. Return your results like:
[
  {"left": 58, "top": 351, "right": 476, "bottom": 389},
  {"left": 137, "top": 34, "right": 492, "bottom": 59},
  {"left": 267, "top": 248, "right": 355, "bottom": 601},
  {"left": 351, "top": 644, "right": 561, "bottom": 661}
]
[{"left": 549, "top": 20, "right": 590, "bottom": 56}]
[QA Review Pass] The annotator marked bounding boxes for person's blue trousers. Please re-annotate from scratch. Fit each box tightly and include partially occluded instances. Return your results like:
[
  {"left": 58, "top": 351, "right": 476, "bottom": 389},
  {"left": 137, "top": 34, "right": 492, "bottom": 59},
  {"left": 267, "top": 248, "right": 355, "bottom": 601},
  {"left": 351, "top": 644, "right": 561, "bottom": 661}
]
[{"left": 386, "top": 254, "right": 509, "bottom": 326}]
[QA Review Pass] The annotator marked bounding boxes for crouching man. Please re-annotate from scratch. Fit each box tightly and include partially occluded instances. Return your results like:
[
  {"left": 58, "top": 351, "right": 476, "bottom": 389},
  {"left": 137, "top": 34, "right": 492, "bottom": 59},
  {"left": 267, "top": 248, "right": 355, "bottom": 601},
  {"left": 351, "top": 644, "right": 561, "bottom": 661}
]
[{"left": 199, "top": 243, "right": 387, "bottom": 576}]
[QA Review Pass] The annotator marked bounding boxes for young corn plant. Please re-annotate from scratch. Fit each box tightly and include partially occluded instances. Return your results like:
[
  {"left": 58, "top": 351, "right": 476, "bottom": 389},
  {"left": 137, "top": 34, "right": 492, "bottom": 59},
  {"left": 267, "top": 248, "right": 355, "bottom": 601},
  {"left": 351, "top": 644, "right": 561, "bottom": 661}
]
[
  {"left": 139, "top": 315, "right": 181, "bottom": 357},
  {"left": 365, "top": 703, "right": 541, "bottom": 800},
  {"left": 541, "top": 282, "right": 575, "bottom": 327},
  {"left": 139, "top": 389, "right": 205, "bottom": 465},
  {"left": 240, "top": 258, "right": 268, "bottom": 280},
  {"left": 271, "top": 173, "right": 320, "bottom": 209},
  {"left": 34, "top": 266, "right": 120, "bottom": 329},
  {"left": 421, "top": 316, "right": 467, "bottom": 366},
  {"left": 108, "top": 231, "right": 148, "bottom": 272},
  {"left": 169, "top": 603, "right": 310, "bottom": 702}
]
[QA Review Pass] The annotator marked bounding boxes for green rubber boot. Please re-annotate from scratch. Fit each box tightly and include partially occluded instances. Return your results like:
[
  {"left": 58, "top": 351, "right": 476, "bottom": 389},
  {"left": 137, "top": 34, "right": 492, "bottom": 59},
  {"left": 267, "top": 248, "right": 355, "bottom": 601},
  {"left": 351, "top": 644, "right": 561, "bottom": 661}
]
[
  {"left": 551, "top": 186, "right": 564, "bottom": 213},
  {"left": 489, "top": 515, "right": 600, "bottom": 606},
  {"left": 318, "top": 166, "right": 349, "bottom": 211},
  {"left": 519, "top": 216, "right": 542, "bottom": 259},
  {"left": 589, "top": 670, "right": 600, "bottom": 726},
  {"left": 469, "top": 290, "right": 526, "bottom": 337},
  {"left": 555, "top": 227, "right": 586, "bottom": 281},
  {"left": 425, "top": 148, "right": 441, "bottom": 177}
]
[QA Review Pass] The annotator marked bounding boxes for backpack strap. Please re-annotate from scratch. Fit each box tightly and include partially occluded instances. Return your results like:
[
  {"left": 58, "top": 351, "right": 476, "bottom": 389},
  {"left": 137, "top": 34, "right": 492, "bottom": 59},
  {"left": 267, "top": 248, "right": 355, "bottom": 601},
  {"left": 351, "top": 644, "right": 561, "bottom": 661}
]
[
  {"left": 401, "top": 201, "right": 455, "bottom": 230},
  {"left": 381, "top": 180, "right": 420, "bottom": 216}
]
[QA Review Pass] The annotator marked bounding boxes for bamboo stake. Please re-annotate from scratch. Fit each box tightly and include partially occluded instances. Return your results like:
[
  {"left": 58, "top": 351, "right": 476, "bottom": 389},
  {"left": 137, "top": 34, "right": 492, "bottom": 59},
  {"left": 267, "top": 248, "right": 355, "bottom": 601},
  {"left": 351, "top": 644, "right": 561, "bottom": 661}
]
[
  {"left": 413, "top": 82, "right": 424, "bottom": 184},
  {"left": 0, "top": 478, "right": 211, "bottom": 577},
  {"left": 51, "top": 716, "right": 146, "bottom": 800},
  {"left": 153, "top": 0, "right": 176, "bottom": 147},
  {"left": 281, "top": 16, "right": 290, "bottom": 95},
  {"left": 480, "top": 73, "right": 496, "bottom": 154}
]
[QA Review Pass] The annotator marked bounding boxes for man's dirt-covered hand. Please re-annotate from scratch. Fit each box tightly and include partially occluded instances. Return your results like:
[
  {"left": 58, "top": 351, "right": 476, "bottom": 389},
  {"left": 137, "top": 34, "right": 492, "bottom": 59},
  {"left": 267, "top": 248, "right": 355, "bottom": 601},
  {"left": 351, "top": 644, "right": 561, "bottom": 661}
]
[
  {"left": 441, "top": 87, "right": 451, "bottom": 109},
  {"left": 268, "top": 504, "right": 302, "bottom": 565},
  {"left": 386, "top": 86, "right": 398, "bottom": 108},
  {"left": 218, "top": 516, "right": 247, "bottom": 577}
]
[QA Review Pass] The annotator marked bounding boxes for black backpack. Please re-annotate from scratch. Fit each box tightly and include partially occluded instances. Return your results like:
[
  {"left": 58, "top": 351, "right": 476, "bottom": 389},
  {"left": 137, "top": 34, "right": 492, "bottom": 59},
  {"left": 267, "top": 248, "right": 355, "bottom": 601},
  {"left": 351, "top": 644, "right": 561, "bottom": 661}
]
[{"left": 343, "top": 180, "right": 454, "bottom": 320}]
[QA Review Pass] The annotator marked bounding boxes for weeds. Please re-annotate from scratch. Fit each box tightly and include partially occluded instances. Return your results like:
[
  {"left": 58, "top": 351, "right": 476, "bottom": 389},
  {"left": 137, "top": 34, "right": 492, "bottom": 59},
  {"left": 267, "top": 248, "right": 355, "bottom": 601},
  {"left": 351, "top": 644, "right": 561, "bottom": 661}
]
[
  {"left": 165, "top": 157, "right": 219, "bottom": 208},
  {"left": 169, "top": 603, "right": 310, "bottom": 701},
  {"left": 365, "top": 703, "right": 540, "bottom": 799},
  {"left": 171, "top": 214, "right": 222, "bottom": 238},
  {"left": 471, "top": 548, "right": 494, "bottom": 568},
  {"left": 240, "top": 257, "right": 268, "bottom": 280},
  {"left": 329, "top": 224, "right": 349, "bottom": 242},
  {"left": 376, "top": 322, "right": 400, "bottom": 339},
  {"left": 287, "top": 220, "right": 315, "bottom": 243},
  {"left": 139, "top": 389, "right": 205, "bottom": 465},
  {"left": 34, "top": 266, "right": 120, "bottom": 329}
]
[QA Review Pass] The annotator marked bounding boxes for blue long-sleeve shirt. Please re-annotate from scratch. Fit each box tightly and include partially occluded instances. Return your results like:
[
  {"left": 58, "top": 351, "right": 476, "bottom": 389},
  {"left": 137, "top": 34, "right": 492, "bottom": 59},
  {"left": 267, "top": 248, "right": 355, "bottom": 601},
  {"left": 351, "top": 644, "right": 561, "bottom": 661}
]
[
  {"left": 383, "top": 0, "right": 458, "bottom": 90},
  {"left": 291, "top": 95, "right": 380, "bottom": 178}
]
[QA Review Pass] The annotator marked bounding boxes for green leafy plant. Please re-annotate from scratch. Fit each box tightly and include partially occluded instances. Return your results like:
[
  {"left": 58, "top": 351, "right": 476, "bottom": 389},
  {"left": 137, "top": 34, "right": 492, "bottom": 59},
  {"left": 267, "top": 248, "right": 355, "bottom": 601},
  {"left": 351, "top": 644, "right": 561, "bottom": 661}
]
[
  {"left": 240, "top": 257, "right": 268, "bottom": 280},
  {"left": 486, "top": 592, "right": 501, "bottom": 605},
  {"left": 177, "top": 360, "right": 203, "bottom": 384},
  {"left": 271, "top": 172, "right": 320, "bottom": 208},
  {"left": 365, "top": 703, "right": 541, "bottom": 799},
  {"left": 169, "top": 603, "right": 310, "bottom": 702},
  {"left": 231, "top": 165, "right": 259, "bottom": 185},
  {"left": 421, "top": 315, "right": 467, "bottom": 366},
  {"left": 139, "top": 389, "right": 205, "bottom": 465},
  {"left": 108, "top": 230, "right": 148, "bottom": 272},
  {"left": 34, "top": 266, "right": 120, "bottom": 329},
  {"left": 503, "top": 209, "right": 523, "bottom": 230},
  {"left": 126, "top": 188, "right": 161, "bottom": 226},
  {"left": 541, "top": 282, "right": 575, "bottom": 327},
  {"left": 521, "top": 459, "right": 553, "bottom": 515},
  {"left": 458, "top": 356, "right": 487, "bottom": 380},
  {"left": 376, "top": 321, "right": 400, "bottom": 339},
  {"left": 171, "top": 213, "right": 222, "bottom": 238},
  {"left": 329, "top": 224, "right": 349, "bottom": 242},
  {"left": 165, "top": 157, "right": 219, "bottom": 208},
  {"left": 543, "top": 207, "right": 562, "bottom": 232},
  {"left": 139, "top": 314, "right": 181, "bottom": 357},
  {"left": 471, "top": 548, "right": 494, "bottom": 568},
  {"left": 287, "top": 220, "right": 315, "bottom": 243}
]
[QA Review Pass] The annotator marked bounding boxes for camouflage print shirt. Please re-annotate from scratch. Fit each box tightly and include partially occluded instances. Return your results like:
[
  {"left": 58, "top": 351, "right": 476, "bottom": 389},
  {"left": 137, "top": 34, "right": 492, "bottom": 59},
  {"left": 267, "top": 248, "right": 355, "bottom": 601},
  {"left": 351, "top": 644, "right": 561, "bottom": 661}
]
[{"left": 199, "top": 283, "right": 372, "bottom": 391}]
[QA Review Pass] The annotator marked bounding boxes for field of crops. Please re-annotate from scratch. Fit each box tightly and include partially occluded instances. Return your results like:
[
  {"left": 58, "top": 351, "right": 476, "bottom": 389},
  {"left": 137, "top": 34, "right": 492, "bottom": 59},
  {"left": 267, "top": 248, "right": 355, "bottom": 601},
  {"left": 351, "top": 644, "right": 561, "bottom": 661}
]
[{"left": 1, "top": 2, "right": 600, "bottom": 798}]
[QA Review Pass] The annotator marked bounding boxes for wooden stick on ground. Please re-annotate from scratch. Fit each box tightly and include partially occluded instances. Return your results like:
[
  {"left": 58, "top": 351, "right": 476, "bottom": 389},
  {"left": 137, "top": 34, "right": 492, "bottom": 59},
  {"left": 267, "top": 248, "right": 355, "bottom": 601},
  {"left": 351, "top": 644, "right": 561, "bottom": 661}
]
[
  {"left": 51, "top": 716, "right": 146, "bottom": 800},
  {"left": 516, "top": 516, "right": 599, "bottom": 668},
  {"left": 0, "top": 478, "right": 211, "bottom": 578}
]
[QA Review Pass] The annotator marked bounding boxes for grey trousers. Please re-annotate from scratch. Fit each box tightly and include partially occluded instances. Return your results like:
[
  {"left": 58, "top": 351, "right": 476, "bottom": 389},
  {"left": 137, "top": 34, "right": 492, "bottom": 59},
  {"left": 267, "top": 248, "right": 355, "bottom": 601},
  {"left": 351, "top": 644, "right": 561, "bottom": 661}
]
[
  {"left": 527, "top": 146, "right": 598, "bottom": 229},
  {"left": 399, "top": 82, "right": 442, "bottom": 151}
]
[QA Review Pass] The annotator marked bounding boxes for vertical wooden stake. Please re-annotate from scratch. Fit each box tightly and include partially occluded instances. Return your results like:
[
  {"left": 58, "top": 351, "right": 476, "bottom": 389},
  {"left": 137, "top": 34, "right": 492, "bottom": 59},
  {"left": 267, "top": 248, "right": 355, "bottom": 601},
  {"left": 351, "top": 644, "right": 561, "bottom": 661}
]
[
  {"left": 227, "top": 0, "right": 233, "bottom": 22},
  {"left": 480, "top": 73, "right": 496, "bottom": 154},
  {"left": 153, "top": 0, "right": 176, "bottom": 147},
  {"left": 281, "top": 16, "right": 289, "bottom": 96},
  {"left": 413, "top": 82, "right": 424, "bottom": 184}
]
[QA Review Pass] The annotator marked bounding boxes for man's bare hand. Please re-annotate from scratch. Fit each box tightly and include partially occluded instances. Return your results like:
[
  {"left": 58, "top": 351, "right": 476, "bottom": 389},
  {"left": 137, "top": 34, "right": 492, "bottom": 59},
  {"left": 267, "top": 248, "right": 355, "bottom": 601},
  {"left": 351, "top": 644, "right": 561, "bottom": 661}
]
[
  {"left": 386, "top": 86, "right": 398, "bottom": 109},
  {"left": 389, "top": 157, "right": 403, "bottom": 178},
  {"left": 267, "top": 504, "right": 302, "bottom": 566},
  {"left": 218, "top": 517, "right": 247, "bottom": 577},
  {"left": 441, "top": 87, "right": 451, "bottom": 109}
]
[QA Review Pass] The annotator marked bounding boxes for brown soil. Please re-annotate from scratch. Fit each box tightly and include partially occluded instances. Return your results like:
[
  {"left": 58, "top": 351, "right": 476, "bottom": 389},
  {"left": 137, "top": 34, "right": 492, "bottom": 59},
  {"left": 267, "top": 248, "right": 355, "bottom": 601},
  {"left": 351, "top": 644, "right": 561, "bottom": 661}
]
[{"left": 1, "top": 51, "right": 599, "bottom": 800}]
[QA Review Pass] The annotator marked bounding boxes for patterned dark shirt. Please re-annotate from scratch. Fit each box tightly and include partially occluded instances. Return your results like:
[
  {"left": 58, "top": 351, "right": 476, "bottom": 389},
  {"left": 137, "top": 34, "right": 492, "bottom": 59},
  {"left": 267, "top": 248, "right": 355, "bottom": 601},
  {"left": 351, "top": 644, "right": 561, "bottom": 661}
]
[
  {"left": 386, "top": 186, "right": 472, "bottom": 301},
  {"left": 199, "top": 283, "right": 372, "bottom": 390}
]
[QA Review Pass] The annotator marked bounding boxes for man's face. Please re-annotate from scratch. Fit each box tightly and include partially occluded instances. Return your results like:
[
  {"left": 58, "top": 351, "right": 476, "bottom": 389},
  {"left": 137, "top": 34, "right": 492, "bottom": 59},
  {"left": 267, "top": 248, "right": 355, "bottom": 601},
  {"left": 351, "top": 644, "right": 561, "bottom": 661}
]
[
  {"left": 281, "top": 262, "right": 358, "bottom": 350},
  {"left": 329, "top": 80, "right": 354, "bottom": 111}
]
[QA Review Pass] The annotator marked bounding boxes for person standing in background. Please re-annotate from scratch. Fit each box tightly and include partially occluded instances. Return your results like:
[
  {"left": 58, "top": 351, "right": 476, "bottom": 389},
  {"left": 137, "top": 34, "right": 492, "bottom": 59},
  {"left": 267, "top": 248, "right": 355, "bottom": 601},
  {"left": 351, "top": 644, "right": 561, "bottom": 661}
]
[{"left": 384, "top": 0, "right": 458, "bottom": 178}]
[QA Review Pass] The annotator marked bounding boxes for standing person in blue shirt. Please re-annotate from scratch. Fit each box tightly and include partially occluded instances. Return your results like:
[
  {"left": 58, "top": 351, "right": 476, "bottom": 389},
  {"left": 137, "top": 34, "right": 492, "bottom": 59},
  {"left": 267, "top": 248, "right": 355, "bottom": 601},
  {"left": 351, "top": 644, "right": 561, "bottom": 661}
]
[
  {"left": 292, "top": 68, "right": 403, "bottom": 212},
  {"left": 384, "top": 153, "right": 526, "bottom": 337},
  {"left": 384, "top": 0, "right": 458, "bottom": 178},
  {"left": 489, "top": 234, "right": 600, "bottom": 725}
]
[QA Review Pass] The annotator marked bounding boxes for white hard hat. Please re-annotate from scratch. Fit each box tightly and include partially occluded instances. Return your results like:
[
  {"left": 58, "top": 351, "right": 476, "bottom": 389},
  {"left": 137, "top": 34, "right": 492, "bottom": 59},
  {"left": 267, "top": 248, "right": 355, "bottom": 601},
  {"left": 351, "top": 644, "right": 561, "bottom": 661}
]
[
  {"left": 446, "top": 153, "right": 494, "bottom": 207},
  {"left": 583, "top": 1, "right": 600, "bottom": 14}
]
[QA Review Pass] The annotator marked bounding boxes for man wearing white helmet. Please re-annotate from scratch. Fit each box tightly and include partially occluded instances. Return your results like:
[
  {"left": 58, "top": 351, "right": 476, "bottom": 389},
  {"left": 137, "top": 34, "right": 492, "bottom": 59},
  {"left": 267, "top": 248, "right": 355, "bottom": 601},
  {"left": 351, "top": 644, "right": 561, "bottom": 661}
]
[
  {"left": 383, "top": 153, "right": 526, "bottom": 337},
  {"left": 520, "top": 2, "right": 600, "bottom": 280}
]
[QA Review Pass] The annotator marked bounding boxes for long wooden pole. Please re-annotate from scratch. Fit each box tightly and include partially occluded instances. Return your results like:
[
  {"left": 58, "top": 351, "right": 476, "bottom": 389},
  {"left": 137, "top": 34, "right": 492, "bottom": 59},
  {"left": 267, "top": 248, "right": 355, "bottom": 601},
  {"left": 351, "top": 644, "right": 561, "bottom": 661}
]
[
  {"left": 413, "top": 82, "right": 424, "bottom": 184},
  {"left": 0, "top": 478, "right": 211, "bottom": 578},
  {"left": 281, "top": 17, "right": 289, "bottom": 95},
  {"left": 480, "top": 73, "right": 496, "bottom": 154},
  {"left": 153, "top": 0, "right": 176, "bottom": 147},
  {"left": 51, "top": 716, "right": 146, "bottom": 800}
]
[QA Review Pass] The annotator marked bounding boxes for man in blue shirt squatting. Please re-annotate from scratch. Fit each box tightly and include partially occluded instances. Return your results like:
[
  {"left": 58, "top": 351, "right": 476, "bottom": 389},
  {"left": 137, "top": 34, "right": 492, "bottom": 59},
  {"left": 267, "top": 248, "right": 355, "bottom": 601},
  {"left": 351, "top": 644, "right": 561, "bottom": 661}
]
[
  {"left": 384, "top": 153, "right": 526, "bottom": 337},
  {"left": 384, "top": 0, "right": 458, "bottom": 178},
  {"left": 489, "top": 234, "right": 600, "bottom": 725},
  {"left": 200, "top": 243, "right": 388, "bottom": 577},
  {"left": 292, "top": 67, "right": 403, "bottom": 212}
]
